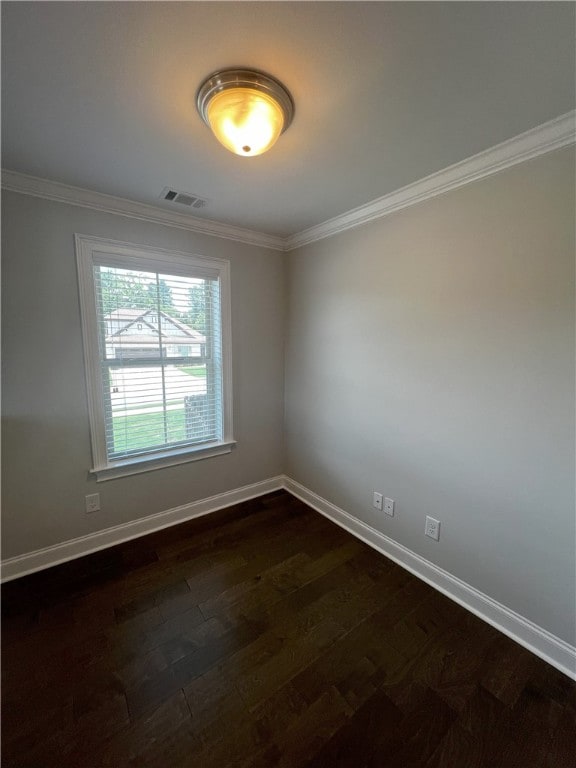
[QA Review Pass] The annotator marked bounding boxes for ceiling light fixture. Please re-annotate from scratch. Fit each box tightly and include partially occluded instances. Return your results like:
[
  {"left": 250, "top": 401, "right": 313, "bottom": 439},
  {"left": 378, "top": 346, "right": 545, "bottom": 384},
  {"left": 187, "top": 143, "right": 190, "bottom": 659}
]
[{"left": 196, "top": 68, "right": 294, "bottom": 157}]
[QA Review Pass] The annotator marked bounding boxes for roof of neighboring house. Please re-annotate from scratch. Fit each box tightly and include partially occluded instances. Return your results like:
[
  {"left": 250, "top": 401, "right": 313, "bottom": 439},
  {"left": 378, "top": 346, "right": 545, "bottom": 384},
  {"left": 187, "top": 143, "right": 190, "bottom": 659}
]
[{"left": 105, "top": 308, "right": 206, "bottom": 346}]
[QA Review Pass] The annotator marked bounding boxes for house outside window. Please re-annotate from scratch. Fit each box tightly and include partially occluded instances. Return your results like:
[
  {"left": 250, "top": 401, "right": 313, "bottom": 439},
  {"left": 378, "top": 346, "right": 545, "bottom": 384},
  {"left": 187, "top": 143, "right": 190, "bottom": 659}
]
[{"left": 76, "top": 235, "right": 234, "bottom": 480}]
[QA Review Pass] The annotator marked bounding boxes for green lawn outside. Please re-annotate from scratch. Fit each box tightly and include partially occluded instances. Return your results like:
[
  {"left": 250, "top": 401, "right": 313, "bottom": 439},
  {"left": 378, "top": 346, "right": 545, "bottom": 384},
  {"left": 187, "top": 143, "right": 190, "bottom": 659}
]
[
  {"left": 180, "top": 366, "right": 206, "bottom": 377},
  {"left": 112, "top": 409, "right": 186, "bottom": 453}
]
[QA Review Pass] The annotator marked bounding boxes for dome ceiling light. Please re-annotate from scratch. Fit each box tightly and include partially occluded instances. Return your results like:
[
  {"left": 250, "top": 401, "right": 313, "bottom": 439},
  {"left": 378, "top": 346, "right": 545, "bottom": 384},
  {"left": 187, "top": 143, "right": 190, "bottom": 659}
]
[{"left": 196, "top": 68, "right": 294, "bottom": 157}]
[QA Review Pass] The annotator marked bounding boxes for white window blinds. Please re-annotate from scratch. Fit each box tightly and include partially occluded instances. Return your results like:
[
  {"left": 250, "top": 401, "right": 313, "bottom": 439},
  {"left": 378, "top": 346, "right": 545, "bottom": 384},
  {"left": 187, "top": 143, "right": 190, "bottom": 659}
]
[{"left": 76, "top": 236, "right": 233, "bottom": 480}]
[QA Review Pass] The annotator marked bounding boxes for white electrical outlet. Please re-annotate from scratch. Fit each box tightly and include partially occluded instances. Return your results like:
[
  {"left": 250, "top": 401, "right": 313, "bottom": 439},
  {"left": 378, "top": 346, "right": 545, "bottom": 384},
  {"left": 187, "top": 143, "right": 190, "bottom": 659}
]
[
  {"left": 373, "top": 492, "right": 383, "bottom": 511},
  {"left": 384, "top": 498, "right": 395, "bottom": 517},
  {"left": 85, "top": 493, "right": 100, "bottom": 514},
  {"left": 425, "top": 516, "right": 440, "bottom": 541}
]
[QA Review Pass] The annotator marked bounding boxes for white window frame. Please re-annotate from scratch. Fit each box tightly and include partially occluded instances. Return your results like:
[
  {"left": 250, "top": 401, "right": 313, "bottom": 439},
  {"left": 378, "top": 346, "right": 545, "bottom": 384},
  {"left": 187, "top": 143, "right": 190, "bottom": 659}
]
[{"left": 76, "top": 234, "right": 234, "bottom": 481}]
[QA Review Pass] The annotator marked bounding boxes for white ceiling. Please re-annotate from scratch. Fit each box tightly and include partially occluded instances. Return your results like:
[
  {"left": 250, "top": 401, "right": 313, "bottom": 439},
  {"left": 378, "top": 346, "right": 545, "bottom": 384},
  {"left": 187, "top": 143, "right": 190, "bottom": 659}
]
[{"left": 2, "top": 2, "right": 575, "bottom": 238}]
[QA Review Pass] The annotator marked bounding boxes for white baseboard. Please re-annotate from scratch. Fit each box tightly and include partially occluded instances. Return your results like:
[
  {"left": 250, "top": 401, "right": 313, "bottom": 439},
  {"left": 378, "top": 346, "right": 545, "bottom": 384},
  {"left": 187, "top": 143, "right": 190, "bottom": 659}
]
[
  {"left": 3, "top": 473, "right": 574, "bottom": 680},
  {"left": 0, "top": 476, "right": 284, "bottom": 583},
  {"left": 283, "top": 476, "right": 576, "bottom": 681}
]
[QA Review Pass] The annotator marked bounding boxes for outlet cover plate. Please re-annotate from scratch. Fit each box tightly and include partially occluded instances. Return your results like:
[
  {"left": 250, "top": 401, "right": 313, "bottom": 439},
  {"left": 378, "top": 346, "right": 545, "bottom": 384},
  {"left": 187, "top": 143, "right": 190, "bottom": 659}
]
[
  {"left": 425, "top": 516, "right": 441, "bottom": 541},
  {"left": 85, "top": 493, "right": 100, "bottom": 514}
]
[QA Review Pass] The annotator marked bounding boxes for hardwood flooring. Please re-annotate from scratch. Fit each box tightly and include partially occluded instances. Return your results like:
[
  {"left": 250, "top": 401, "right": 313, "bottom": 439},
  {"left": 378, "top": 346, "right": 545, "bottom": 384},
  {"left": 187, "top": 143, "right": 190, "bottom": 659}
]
[{"left": 2, "top": 490, "right": 575, "bottom": 767}]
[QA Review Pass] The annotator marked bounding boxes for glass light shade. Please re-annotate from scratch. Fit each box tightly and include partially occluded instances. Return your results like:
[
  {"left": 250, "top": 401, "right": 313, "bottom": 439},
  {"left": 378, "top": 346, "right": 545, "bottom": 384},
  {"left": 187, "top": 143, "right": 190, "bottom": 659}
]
[
  {"left": 205, "top": 87, "right": 285, "bottom": 157},
  {"left": 197, "top": 69, "right": 294, "bottom": 157}
]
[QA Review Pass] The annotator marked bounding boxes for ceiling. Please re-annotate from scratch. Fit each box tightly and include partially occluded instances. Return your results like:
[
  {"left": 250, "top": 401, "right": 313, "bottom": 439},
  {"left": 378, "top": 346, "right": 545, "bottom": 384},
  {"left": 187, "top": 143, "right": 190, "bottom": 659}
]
[{"left": 2, "top": 2, "right": 575, "bottom": 238}]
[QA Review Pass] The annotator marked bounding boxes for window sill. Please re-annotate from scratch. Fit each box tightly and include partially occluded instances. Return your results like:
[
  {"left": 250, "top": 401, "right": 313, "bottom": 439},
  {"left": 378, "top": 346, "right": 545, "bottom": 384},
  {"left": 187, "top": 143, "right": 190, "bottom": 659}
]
[{"left": 92, "top": 440, "right": 236, "bottom": 482}]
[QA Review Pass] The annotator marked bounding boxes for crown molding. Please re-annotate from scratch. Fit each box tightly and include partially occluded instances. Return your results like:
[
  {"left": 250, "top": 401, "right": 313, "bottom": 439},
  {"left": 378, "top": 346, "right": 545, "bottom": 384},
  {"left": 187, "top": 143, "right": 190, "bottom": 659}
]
[
  {"left": 3, "top": 111, "right": 574, "bottom": 253},
  {"left": 284, "top": 110, "right": 576, "bottom": 251},
  {"left": 0, "top": 170, "right": 285, "bottom": 251}
]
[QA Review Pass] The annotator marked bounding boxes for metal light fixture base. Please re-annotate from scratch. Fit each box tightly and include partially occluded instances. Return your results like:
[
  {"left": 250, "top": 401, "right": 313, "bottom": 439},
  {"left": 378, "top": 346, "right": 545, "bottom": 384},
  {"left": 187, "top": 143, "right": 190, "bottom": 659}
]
[{"left": 196, "top": 69, "right": 294, "bottom": 133}]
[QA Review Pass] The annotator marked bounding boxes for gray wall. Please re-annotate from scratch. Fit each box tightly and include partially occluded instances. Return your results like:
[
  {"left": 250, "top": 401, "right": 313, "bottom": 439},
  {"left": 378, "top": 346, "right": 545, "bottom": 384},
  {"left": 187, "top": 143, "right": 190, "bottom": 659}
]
[
  {"left": 284, "top": 148, "right": 575, "bottom": 645},
  {"left": 1, "top": 192, "right": 285, "bottom": 558},
  {"left": 2, "top": 148, "right": 574, "bottom": 647}
]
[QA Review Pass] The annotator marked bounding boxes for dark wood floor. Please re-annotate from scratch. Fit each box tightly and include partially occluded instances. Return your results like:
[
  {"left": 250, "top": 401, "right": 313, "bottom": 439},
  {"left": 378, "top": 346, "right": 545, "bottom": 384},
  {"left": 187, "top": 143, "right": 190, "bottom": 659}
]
[{"left": 2, "top": 491, "right": 575, "bottom": 767}]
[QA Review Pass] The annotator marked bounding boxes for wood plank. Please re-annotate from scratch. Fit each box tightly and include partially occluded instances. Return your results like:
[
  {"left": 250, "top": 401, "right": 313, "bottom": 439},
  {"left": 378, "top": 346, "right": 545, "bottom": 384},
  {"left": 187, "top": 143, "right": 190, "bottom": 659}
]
[{"left": 2, "top": 490, "right": 574, "bottom": 768}]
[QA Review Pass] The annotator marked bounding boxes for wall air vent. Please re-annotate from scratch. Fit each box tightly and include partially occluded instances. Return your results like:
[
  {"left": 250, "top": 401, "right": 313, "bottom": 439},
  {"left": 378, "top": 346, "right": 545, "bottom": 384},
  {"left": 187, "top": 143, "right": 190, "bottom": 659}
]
[{"left": 160, "top": 187, "right": 208, "bottom": 209}]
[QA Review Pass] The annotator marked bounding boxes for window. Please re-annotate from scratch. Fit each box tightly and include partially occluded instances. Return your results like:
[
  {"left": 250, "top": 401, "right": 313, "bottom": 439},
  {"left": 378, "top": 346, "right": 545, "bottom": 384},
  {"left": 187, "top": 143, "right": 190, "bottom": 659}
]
[{"left": 76, "top": 235, "right": 233, "bottom": 480}]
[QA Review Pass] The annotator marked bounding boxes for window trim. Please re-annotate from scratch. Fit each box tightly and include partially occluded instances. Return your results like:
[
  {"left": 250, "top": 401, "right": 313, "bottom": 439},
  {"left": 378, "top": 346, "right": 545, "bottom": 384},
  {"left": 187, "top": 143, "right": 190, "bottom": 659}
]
[{"left": 75, "top": 234, "right": 234, "bottom": 481}]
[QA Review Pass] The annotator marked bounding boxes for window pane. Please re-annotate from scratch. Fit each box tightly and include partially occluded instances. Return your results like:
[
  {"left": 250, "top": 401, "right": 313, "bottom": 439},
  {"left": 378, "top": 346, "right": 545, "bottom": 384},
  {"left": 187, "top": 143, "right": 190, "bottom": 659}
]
[{"left": 94, "top": 264, "right": 222, "bottom": 460}]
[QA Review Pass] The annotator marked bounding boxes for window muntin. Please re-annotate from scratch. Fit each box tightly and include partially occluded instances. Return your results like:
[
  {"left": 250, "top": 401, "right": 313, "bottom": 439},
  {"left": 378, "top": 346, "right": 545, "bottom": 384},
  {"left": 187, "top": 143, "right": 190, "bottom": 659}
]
[{"left": 76, "top": 236, "right": 233, "bottom": 479}]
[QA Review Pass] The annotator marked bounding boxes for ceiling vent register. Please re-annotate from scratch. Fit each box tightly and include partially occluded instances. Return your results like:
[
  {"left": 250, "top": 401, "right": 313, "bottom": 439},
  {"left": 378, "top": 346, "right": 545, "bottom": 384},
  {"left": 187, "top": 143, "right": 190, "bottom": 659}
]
[{"left": 160, "top": 187, "right": 208, "bottom": 209}]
